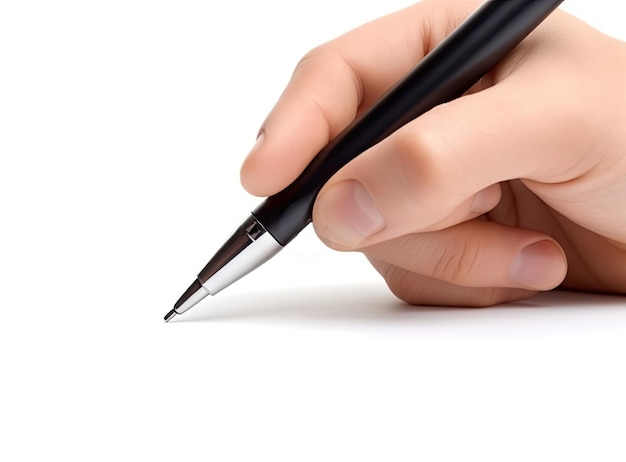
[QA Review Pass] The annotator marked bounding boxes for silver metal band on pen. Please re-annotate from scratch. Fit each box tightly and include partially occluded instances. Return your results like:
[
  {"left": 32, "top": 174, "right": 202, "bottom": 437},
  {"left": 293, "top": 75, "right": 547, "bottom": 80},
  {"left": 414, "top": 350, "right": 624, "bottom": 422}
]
[{"left": 170, "top": 215, "right": 283, "bottom": 317}]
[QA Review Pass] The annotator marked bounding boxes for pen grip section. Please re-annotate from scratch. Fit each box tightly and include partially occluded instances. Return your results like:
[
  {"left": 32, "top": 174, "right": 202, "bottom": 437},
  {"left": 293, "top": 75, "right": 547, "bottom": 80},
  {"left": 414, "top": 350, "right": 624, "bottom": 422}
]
[{"left": 197, "top": 215, "right": 283, "bottom": 295}]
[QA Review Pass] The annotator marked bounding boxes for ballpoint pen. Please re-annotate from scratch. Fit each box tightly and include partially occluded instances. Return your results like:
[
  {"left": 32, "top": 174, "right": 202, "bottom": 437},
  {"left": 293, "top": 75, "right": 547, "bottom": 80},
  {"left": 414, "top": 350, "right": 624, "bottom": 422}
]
[{"left": 165, "top": 0, "right": 565, "bottom": 322}]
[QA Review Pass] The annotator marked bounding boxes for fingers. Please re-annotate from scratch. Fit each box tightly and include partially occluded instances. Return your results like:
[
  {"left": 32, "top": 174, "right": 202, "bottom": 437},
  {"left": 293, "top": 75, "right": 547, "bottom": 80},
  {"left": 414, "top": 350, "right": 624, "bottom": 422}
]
[
  {"left": 363, "top": 219, "right": 568, "bottom": 306},
  {"left": 367, "top": 261, "right": 536, "bottom": 307},
  {"left": 239, "top": 49, "right": 361, "bottom": 197},
  {"left": 312, "top": 67, "right": 593, "bottom": 249},
  {"left": 240, "top": 1, "right": 478, "bottom": 197}
]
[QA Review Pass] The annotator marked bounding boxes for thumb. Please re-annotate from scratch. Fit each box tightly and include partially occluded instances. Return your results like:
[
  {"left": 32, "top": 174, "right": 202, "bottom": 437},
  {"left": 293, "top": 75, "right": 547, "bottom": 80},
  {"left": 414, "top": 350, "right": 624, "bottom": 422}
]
[{"left": 312, "top": 63, "right": 590, "bottom": 250}]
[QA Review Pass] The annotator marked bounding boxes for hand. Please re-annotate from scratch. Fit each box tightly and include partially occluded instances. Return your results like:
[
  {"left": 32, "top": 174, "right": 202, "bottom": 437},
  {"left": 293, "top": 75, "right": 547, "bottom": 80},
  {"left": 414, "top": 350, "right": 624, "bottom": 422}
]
[{"left": 240, "top": 0, "right": 626, "bottom": 306}]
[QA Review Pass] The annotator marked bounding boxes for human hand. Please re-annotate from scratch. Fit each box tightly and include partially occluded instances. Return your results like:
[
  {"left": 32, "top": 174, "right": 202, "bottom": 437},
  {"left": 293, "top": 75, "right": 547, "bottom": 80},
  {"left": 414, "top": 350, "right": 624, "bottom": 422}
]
[{"left": 240, "top": 0, "right": 626, "bottom": 306}]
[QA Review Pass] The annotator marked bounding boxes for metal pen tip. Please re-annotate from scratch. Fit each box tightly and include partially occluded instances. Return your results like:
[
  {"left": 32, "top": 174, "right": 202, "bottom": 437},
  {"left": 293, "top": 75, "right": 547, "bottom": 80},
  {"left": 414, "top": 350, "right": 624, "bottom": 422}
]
[{"left": 164, "top": 308, "right": 178, "bottom": 323}]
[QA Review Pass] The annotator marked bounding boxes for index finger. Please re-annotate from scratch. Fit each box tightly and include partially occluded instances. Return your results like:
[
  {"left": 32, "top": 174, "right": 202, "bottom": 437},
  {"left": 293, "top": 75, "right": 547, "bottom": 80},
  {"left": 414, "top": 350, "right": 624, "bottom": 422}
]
[{"left": 240, "top": 0, "right": 480, "bottom": 197}]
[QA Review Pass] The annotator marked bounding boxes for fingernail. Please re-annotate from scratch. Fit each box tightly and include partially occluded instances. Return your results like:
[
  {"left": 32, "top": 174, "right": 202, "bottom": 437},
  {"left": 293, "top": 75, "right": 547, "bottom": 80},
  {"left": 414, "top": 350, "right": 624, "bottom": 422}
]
[
  {"left": 509, "top": 240, "right": 566, "bottom": 289},
  {"left": 315, "top": 180, "right": 386, "bottom": 247}
]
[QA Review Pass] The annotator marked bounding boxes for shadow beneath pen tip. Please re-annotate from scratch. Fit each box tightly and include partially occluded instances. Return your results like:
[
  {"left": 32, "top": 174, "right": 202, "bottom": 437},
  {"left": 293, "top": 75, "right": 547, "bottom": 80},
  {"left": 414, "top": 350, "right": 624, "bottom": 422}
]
[
  {"left": 170, "top": 282, "right": 626, "bottom": 328},
  {"left": 173, "top": 282, "right": 402, "bottom": 324}
]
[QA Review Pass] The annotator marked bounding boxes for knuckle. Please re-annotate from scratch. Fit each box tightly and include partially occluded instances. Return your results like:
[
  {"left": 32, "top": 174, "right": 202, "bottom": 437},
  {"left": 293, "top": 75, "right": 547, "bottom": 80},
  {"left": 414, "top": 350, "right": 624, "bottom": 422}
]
[
  {"left": 430, "top": 237, "right": 482, "bottom": 285},
  {"left": 381, "top": 264, "right": 426, "bottom": 305},
  {"left": 389, "top": 127, "right": 451, "bottom": 196},
  {"left": 293, "top": 44, "right": 349, "bottom": 83},
  {"left": 293, "top": 45, "right": 326, "bottom": 74},
  {"left": 378, "top": 260, "right": 518, "bottom": 308},
  {"left": 382, "top": 263, "right": 503, "bottom": 308}
]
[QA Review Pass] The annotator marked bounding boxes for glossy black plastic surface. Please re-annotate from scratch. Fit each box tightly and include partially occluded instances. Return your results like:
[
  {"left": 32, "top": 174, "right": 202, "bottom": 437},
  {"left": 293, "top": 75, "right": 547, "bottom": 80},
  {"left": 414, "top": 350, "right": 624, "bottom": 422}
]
[{"left": 253, "top": 0, "right": 564, "bottom": 245}]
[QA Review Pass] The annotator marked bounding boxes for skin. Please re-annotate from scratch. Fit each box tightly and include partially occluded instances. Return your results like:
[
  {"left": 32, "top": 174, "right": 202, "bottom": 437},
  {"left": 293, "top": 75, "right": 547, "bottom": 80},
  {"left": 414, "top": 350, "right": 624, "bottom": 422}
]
[{"left": 240, "top": 0, "right": 626, "bottom": 307}]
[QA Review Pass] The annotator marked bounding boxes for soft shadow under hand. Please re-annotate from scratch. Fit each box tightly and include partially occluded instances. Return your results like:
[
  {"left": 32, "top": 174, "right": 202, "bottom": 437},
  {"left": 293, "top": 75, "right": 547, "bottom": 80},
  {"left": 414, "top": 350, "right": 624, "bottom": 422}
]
[
  {"left": 175, "top": 283, "right": 626, "bottom": 327},
  {"left": 178, "top": 282, "right": 404, "bottom": 323}
]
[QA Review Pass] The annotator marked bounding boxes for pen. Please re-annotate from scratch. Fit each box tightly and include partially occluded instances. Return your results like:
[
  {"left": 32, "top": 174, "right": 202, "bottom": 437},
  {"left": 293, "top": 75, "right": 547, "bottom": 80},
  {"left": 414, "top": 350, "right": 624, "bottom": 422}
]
[{"left": 165, "top": 0, "right": 564, "bottom": 322}]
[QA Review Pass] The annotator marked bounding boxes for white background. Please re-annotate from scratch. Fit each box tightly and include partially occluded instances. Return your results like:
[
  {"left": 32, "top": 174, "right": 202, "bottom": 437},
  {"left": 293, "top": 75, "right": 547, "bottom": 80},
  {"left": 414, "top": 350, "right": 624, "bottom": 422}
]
[{"left": 1, "top": 1, "right": 625, "bottom": 460}]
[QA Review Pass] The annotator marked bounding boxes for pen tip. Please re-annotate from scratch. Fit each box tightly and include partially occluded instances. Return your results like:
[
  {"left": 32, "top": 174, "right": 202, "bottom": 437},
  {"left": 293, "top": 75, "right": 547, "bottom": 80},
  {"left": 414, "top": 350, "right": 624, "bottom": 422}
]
[{"left": 164, "top": 308, "right": 178, "bottom": 323}]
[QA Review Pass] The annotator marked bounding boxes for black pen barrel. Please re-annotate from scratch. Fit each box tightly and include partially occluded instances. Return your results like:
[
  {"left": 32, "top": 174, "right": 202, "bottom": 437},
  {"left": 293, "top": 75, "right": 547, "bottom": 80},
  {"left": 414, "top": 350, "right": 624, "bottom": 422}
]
[{"left": 253, "top": 0, "right": 564, "bottom": 246}]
